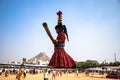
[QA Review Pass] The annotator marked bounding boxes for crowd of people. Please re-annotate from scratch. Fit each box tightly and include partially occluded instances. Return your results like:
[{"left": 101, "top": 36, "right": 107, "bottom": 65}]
[
  {"left": 0, "top": 67, "right": 120, "bottom": 80},
  {"left": 0, "top": 68, "right": 80, "bottom": 80},
  {"left": 0, "top": 68, "right": 27, "bottom": 80}
]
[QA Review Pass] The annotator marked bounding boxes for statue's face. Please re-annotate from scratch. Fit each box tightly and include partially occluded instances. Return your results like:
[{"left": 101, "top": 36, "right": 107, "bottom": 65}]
[{"left": 55, "top": 28, "right": 61, "bottom": 34}]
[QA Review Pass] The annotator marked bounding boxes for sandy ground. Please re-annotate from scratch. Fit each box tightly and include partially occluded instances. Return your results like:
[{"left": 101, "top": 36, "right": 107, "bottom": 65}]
[{"left": 0, "top": 72, "right": 118, "bottom": 80}]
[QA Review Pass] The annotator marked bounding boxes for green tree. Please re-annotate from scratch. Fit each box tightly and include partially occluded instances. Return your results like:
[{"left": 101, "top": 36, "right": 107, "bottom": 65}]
[
  {"left": 21, "top": 58, "right": 27, "bottom": 68},
  {"left": 86, "top": 60, "right": 99, "bottom": 68},
  {"left": 76, "top": 60, "right": 100, "bottom": 69},
  {"left": 109, "top": 61, "right": 120, "bottom": 66},
  {"left": 22, "top": 58, "right": 27, "bottom": 64}
]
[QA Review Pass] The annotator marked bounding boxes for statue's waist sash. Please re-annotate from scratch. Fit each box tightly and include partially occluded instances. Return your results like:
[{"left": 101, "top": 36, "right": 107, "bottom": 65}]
[{"left": 54, "top": 43, "right": 65, "bottom": 49}]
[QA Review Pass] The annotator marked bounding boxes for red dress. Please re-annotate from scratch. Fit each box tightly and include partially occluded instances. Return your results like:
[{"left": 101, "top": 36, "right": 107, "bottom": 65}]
[{"left": 48, "top": 32, "right": 76, "bottom": 68}]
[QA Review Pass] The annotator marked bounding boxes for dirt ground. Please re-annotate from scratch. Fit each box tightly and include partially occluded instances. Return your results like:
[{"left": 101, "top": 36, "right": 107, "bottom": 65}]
[{"left": 0, "top": 72, "right": 117, "bottom": 80}]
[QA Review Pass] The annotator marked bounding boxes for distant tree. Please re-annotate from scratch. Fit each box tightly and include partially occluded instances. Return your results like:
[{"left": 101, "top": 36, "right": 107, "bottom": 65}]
[
  {"left": 100, "top": 61, "right": 109, "bottom": 66},
  {"left": 76, "top": 60, "right": 100, "bottom": 69},
  {"left": 109, "top": 61, "right": 120, "bottom": 66},
  {"left": 22, "top": 58, "right": 27, "bottom": 64},
  {"left": 100, "top": 61, "right": 120, "bottom": 66},
  {"left": 76, "top": 62, "right": 86, "bottom": 69},
  {"left": 86, "top": 60, "right": 100, "bottom": 68},
  {"left": 21, "top": 58, "right": 27, "bottom": 68},
  {"left": 113, "top": 61, "right": 120, "bottom": 66}
]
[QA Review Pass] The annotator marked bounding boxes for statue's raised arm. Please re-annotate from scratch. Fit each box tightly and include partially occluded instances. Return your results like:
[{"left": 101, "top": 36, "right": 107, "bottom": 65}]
[{"left": 42, "top": 22, "right": 54, "bottom": 44}]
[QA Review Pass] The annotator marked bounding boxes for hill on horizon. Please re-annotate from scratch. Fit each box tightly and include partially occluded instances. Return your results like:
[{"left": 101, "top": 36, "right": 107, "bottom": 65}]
[{"left": 28, "top": 52, "right": 50, "bottom": 64}]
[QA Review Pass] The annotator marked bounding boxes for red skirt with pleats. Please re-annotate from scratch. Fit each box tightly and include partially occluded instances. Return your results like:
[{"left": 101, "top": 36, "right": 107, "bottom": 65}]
[{"left": 48, "top": 48, "right": 76, "bottom": 68}]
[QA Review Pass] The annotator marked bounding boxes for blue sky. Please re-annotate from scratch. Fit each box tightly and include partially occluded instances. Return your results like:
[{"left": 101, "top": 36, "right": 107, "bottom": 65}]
[{"left": 0, "top": 0, "right": 120, "bottom": 63}]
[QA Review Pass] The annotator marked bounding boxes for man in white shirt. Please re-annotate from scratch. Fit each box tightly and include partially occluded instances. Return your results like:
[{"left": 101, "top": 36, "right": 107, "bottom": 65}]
[{"left": 44, "top": 69, "right": 49, "bottom": 80}]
